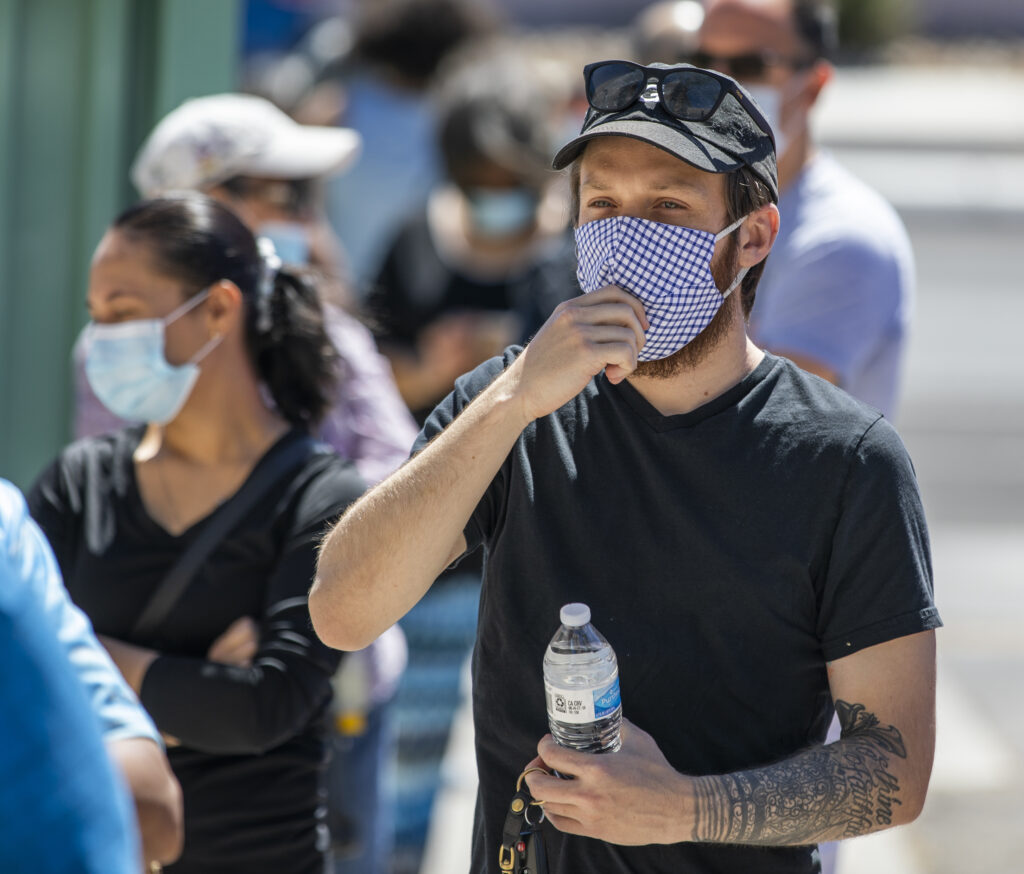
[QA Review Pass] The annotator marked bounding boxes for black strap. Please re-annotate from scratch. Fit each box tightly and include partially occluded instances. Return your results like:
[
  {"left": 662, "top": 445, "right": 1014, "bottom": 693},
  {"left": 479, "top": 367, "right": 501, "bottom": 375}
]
[
  {"left": 131, "top": 433, "right": 319, "bottom": 639},
  {"left": 499, "top": 771, "right": 549, "bottom": 874}
]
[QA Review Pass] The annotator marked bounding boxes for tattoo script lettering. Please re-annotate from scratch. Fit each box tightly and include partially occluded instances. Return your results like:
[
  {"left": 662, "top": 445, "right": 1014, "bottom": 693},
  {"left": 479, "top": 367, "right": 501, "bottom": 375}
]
[{"left": 692, "top": 700, "right": 907, "bottom": 845}]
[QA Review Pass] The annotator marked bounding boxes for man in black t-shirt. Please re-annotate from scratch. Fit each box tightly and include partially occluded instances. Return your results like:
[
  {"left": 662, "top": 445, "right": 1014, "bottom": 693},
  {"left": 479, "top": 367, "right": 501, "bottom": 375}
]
[{"left": 312, "top": 60, "right": 939, "bottom": 874}]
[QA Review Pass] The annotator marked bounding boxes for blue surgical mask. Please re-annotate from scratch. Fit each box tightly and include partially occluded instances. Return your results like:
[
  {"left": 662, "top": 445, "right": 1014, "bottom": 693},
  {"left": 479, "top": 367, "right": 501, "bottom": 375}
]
[
  {"left": 744, "top": 85, "right": 789, "bottom": 157},
  {"left": 575, "top": 215, "right": 747, "bottom": 361},
  {"left": 466, "top": 188, "right": 539, "bottom": 237},
  {"left": 84, "top": 289, "right": 222, "bottom": 424},
  {"left": 258, "top": 221, "right": 311, "bottom": 266}
]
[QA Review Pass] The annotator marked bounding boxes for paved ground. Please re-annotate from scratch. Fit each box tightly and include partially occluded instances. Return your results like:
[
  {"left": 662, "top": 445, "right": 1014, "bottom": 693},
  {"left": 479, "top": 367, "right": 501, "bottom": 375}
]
[{"left": 419, "top": 62, "right": 1024, "bottom": 874}]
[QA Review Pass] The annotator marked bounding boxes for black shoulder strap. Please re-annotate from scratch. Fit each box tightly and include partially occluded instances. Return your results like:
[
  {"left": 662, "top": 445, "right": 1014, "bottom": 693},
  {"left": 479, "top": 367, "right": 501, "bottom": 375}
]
[{"left": 131, "top": 433, "right": 319, "bottom": 640}]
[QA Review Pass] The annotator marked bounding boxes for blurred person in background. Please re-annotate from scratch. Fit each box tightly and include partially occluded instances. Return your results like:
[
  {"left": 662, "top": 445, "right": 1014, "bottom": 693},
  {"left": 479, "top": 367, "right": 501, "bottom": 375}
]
[
  {"left": 367, "top": 48, "right": 577, "bottom": 424},
  {"left": 80, "top": 92, "right": 418, "bottom": 483},
  {"left": 73, "top": 93, "right": 414, "bottom": 874},
  {"left": 1, "top": 479, "right": 173, "bottom": 874},
  {"left": 327, "top": 0, "right": 499, "bottom": 288},
  {"left": 633, "top": 0, "right": 706, "bottom": 63},
  {"left": 31, "top": 193, "right": 365, "bottom": 873},
  {"left": 675, "top": 0, "right": 915, "bottom": 420}
]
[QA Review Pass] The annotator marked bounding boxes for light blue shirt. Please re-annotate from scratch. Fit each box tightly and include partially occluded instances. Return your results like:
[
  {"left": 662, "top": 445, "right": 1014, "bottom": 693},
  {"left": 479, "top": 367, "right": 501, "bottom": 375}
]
[
  {"left": 327, "top": 73, "right": 441, "bottom": 289},
  {"left": 0, "top": 479, "right": 138, "bottom": 873},
  {"left": 750, "top": 152, "right": 915, "bottom": 419},
  {"left": 0, "top": 479, "right": 161, "bottom": 744}
]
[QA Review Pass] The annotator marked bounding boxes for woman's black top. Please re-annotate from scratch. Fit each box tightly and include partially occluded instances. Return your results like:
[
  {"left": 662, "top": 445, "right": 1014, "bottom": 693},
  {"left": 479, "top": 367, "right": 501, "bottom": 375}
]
[{"left": 29, "top": 426, "right": 364, "bottom": 874}]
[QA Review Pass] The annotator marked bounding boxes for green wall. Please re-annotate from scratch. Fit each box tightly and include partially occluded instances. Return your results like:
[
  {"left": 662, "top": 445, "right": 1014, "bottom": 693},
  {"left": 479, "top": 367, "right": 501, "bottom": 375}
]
[{"left": 0, "top": 0, "right": 239, "bottom": 488}]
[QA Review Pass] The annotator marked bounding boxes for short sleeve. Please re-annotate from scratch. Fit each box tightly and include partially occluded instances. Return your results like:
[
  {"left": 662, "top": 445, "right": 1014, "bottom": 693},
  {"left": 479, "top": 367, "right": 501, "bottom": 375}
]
[
  {"left": 413, "top": 350, "right": 519, "bottom": 557},
  {"left": 755, "top": 237, "right": 904, "bottom": 387},
  {"left": 818, "top": 418, "right": 941, "bottom": 661}
]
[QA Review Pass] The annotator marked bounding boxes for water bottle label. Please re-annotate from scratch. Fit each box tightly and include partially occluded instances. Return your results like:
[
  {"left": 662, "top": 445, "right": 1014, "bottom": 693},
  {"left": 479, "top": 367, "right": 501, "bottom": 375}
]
[
  {"left": 593, "top": 676, "right": 621, "bottom": 719},
  {"left": 545, "top": 677, "right": 621, "bottom": 725}
]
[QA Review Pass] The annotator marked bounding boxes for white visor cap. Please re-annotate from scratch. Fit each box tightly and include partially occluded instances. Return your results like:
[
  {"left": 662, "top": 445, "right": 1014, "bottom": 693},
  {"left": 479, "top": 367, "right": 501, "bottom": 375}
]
[{"left": 131, "top": 92, "right": 361, "bottom": 197}]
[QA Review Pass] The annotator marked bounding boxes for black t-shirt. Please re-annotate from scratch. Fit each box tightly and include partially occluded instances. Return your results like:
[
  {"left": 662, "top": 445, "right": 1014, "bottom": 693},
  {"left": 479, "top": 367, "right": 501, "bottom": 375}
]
[
  {"left": 416, "top": 351, "right": 940, "bottom": 874},
  {"left": 29, "top": 427, "right": 364, "bottom": 874}
]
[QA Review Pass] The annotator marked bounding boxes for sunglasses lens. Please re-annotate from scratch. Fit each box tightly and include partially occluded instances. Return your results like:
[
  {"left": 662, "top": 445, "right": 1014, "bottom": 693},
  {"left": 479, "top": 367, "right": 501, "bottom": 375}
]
[
  {"left": 587, "top": 63, "right": 646, "bottom": 112},
  {"left": 685, "top": 51, "right": 768, "bottom": 80},
  {"left": 727, "top": 54, "right": 770, "bottom": 79},
  {"left": 661, "top": 71, "right": 724, "bottom": 121}
]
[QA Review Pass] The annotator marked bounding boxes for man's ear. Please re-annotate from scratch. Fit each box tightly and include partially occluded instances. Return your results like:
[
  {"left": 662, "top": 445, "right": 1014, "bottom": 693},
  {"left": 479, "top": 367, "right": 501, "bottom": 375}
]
[
  {"left": 737, "top": 203, "right": 779, "bottom": 268},
  {"left": 805, "top": 59, "right": 833, "bottom": 108}
]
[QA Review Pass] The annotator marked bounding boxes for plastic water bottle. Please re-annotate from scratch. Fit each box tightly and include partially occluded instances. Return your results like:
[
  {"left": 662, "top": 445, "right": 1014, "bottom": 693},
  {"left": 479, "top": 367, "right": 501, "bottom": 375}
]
[{"left": 543, "top": 603, "right": 622, "bottom": 753}]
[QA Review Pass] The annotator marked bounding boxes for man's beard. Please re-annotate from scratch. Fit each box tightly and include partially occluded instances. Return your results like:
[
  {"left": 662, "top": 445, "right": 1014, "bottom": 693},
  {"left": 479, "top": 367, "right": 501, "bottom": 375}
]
[{"left": 632, "top": 237, "right": 741, "bottom": 380}]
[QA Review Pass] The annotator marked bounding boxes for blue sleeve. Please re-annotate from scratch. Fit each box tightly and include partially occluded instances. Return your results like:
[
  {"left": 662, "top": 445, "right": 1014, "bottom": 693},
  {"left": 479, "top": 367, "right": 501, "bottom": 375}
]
[
  {"left": 754, "top": 235, "right": 907, "bottom": 386},
  {"left": 13, "top": 474, "right": 161, "bottom": 745},
  {"left": 44, "top": 569, "right": 163, "bottom": 744},
  {"left": 0, "top": 481, "right": 138, "bottom": 874}
]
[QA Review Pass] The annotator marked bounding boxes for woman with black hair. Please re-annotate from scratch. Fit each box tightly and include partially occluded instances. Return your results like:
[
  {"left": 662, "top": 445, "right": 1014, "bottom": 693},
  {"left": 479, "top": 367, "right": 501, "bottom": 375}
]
[{"left": 29, "top": 192, "right": 363, "bottom": 873}]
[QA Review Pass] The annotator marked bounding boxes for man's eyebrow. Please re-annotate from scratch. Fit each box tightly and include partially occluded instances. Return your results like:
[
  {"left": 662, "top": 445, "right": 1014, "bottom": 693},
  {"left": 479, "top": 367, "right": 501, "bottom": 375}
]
[
  {"left": 580, "top": 176, "right": 704, "bottom": 194},
  {"left": 651, "top": 179, "right": 703, "bottom": 192}
]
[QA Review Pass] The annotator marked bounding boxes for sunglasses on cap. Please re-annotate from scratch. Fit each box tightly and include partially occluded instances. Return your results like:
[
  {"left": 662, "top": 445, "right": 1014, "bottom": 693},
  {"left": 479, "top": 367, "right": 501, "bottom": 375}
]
[
  {"left": 583, "top": 60, "right": 774, "bottom": 145},
  {"left": 685, "top": 49, "right": 817, "bottom": 81}
]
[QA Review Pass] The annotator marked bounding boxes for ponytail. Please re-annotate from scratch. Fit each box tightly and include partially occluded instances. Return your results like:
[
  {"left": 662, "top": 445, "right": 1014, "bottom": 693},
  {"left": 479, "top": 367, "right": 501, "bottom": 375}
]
[
  {"left": 111, "top": 194, "right": 340, "bottom": 428},
  {"left": 246, "top": 266, "right": 339, "bottom": 426}
]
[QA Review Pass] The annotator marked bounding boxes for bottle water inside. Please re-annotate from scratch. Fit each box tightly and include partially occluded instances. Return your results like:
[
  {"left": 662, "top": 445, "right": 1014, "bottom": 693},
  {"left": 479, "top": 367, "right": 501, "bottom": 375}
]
[{"left": 543, "top": 603, "right": 622, "bottom": 753}]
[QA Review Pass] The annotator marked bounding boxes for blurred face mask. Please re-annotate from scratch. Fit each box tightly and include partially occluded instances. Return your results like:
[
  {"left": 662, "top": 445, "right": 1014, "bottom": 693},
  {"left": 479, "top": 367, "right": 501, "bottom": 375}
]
[
  {"left": 84, "top": 288, "right": 222, "bottom": 424},
  {"left": 466, "top": 188, "right": 539, "bottom": 237},
  {"left": 744, "top": 84, "right": 793, "bottom": 157},
  {"left": 575, "top": 215, "right": 747, "bottom": 361},
  {"left": 258, "top": 221, "right": 311, "bottom": 266}
]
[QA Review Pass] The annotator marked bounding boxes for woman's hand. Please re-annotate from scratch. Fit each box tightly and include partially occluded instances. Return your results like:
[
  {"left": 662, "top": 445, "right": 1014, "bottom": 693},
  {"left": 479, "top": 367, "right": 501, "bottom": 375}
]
[
  {"left": 206, "top": 616, "right": 260, "bottom": 667},
  {"left": 99, "top": 635, "right": 160, "bottom": 695}
]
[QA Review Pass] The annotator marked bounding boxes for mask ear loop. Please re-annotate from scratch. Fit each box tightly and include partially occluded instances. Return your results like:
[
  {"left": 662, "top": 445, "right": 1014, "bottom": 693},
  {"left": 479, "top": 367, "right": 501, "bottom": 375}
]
[
  {"left": 721, "top": 266, "right": 749, "bottom": 299},
  {"left": 714, "top": 214, "right": 747, "bottom": 241},
  {"left": 187, "top": 331, "right": 224, "bottom": 365},
  {"left": 162, "top": 285, "right": 213, "bottom": 325},
  {"left": 714, "top": 214, "right": 749, "bottom": 299}
]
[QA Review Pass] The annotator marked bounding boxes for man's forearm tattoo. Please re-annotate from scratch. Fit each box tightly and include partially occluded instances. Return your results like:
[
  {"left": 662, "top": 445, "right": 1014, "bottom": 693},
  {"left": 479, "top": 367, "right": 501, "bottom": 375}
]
[{"left": 692, "top": 700, "right": 907, "bottom": 845}]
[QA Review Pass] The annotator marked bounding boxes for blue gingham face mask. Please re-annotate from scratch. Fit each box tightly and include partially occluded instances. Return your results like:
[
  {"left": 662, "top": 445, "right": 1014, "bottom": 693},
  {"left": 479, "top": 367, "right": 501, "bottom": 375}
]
[{"left": 575, "top": 215, "right": 748, "bottom": 361}]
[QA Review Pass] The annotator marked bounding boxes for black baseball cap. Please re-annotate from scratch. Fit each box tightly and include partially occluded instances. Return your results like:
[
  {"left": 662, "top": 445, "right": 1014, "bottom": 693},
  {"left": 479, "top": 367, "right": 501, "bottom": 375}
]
[{"left": 552, "top": 60, "right": 779, "bottom": 203}]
